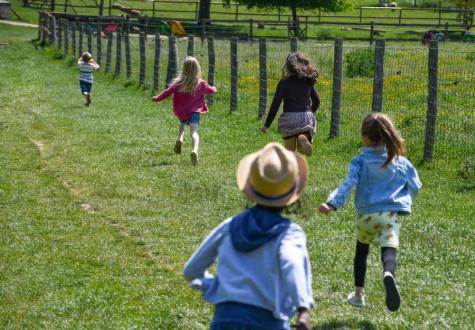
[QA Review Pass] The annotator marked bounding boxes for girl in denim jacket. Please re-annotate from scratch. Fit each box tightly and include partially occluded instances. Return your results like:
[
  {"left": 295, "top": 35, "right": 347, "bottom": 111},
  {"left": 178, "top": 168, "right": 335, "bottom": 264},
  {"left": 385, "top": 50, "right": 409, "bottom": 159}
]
[{"left": 319, "top": 112, "right": 422, "bottom": 312}]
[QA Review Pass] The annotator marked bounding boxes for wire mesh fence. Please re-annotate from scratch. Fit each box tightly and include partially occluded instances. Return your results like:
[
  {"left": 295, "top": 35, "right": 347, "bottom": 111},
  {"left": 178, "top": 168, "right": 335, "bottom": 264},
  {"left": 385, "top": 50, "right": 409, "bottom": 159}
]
[{"left": 43, "top": 12, "right": 475, "bottom": 163}]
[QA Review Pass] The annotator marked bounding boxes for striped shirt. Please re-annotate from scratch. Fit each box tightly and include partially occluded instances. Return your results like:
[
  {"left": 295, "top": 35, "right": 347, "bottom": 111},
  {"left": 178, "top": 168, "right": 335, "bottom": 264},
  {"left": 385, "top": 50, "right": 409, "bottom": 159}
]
[{"left": 78, "top": 61, "right": 100, "bottom": 83}]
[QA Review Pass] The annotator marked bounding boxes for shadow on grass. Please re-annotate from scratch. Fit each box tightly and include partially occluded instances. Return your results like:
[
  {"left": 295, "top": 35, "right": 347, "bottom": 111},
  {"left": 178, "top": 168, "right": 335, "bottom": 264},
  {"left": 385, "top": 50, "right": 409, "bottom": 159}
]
[{"left": 312, "top": 319, "right": 376, "bottom": 330}]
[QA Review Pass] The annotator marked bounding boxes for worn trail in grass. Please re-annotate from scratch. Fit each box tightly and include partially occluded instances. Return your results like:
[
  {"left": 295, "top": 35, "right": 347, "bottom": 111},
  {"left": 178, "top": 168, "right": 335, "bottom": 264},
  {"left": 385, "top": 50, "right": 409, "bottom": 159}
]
[{"left": 0, "top": 26, "right": 474, "bottom": 329}]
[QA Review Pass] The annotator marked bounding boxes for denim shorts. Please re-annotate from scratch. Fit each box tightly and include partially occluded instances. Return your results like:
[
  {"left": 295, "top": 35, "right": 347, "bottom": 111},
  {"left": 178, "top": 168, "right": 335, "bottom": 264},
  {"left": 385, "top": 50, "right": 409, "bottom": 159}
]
[
  {"left": 180, "top": 112, "right": 200, "bottom": 125},
  {"left": 80, "top": 80, "right": 92, "bottom": 93}
]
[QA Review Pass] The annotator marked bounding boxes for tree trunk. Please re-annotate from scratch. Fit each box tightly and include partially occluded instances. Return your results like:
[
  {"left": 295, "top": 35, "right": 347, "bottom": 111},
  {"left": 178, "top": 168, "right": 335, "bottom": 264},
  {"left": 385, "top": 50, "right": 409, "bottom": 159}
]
[
  {"left": 198, "top": 0, "right": 211, "bottom": 25},
  {"left": 291, "top": 5, "right": 299, "bottom": 39}
]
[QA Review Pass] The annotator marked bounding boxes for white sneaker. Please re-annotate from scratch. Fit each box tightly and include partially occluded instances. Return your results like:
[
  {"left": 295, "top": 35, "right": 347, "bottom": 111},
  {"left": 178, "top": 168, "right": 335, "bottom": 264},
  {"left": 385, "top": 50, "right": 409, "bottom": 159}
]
[
  {"left": 190, "top": 151, "right": 198, "bottom": 166},
  {"left": 383, "top": 271, "right": 401, "bottom": 311},
  {"left": 347, "top": 291, "right": 365, "bottom": 308}
]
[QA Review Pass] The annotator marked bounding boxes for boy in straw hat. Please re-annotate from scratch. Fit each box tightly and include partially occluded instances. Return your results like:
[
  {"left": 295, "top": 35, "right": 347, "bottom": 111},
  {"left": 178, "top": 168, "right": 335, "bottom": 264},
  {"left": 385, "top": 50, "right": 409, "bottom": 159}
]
[{"left": 183, "top": 142, "right": 314, "bottom": 330}]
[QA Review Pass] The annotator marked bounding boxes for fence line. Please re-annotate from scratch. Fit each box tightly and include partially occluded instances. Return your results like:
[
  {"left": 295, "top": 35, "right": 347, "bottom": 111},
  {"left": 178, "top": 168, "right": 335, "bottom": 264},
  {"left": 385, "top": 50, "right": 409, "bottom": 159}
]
[{"left": 38, "top": 11, "right": 475, "bottom": 162}]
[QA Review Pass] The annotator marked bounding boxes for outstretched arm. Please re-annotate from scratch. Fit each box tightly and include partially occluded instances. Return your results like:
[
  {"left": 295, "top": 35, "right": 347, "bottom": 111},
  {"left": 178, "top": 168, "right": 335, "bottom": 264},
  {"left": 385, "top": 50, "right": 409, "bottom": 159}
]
[
  {"left": 325, "top": 157, "right": 362, "bottom": 211},
  {"left": 152, "top": 84, "right": 175, "bottom": 103},
  {"left": 202, "top": 81, "right": 217, "bottom": 95},
  {"left": 183, "top": 219, "right": 230, "bottom": 282},
  {"left": 262, "top": 80, "right": 284, "bottom": 130}
]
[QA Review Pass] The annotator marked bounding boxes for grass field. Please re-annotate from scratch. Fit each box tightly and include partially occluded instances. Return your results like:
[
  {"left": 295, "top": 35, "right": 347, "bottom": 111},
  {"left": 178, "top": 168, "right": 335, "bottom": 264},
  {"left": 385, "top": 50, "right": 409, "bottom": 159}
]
[{"left": 1, "top": 25, "right": 474, "bottom": 329}]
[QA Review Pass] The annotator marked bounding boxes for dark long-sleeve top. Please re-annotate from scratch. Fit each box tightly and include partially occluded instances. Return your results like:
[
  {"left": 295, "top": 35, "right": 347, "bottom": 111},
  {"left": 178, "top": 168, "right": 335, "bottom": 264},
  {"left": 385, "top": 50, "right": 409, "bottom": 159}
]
[{"left": 264, "top": 76, "right": 320, "bottom": 128}]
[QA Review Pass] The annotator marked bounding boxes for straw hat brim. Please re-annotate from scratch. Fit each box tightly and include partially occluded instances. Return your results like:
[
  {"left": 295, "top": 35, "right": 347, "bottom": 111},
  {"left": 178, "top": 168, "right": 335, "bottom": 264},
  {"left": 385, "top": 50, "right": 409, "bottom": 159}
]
[{"left": 236, "top": 149, "right": 308, "bottom": 207}]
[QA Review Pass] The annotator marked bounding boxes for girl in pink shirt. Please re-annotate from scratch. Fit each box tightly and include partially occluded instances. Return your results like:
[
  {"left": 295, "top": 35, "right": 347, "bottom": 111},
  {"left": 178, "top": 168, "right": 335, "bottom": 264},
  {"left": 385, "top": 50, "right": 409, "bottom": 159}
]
[{"left": 152, "top": 56, "right": 217, "bottom": 166}]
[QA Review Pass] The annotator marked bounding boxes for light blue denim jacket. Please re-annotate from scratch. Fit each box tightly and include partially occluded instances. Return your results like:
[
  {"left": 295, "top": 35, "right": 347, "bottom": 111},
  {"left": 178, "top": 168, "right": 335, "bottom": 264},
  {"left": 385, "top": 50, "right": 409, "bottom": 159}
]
[
  {"left": 327, "top": 146, "right": 422, "bottom": 215},
  {"left": 183, "top": 208, "right": 314, "bottom": 321}
]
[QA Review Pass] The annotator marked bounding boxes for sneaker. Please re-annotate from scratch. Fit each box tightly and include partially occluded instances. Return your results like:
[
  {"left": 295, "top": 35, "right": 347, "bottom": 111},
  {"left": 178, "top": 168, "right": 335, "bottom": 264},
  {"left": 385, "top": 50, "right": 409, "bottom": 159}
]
[
  {"left": 383, "top": 271, "right": 401, "bottom": 311},
  {"left": 347, "top": 291, "right": 365, "bottom": 308},
  {"left": 86, "top": 94, "right": 91, "bottom": 106},
  {"left": 190, "top": 151, "right": 198, "bottom": 166},
  {"left": 174, "top": 140, "right": 182, "bottom": 154},
  {"left": 297, "top": 134, "right": 312, "bottom": 156}
]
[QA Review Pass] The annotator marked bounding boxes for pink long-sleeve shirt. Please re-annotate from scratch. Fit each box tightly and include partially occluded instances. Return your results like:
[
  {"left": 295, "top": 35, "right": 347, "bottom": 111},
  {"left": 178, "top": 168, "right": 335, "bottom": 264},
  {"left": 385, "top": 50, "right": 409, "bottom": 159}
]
[{"left": 152, "top": 79, "right": 217, "bottom": 121}]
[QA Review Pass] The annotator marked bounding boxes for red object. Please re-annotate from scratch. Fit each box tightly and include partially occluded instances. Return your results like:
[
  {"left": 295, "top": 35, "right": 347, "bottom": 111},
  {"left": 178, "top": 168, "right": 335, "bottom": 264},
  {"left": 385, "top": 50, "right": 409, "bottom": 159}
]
[{"left": 104, "top": 25, "right": 117, "bottom": 32}]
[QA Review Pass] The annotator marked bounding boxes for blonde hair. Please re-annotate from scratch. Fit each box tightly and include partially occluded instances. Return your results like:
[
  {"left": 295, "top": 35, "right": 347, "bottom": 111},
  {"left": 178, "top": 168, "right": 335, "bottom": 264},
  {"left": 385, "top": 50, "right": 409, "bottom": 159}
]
[
  {"left": 173, "top": 56, "right": 201, "bottom": 94},
  {"left": 361, "top": 112, "right": 406, "bottom": 167},
  {"left": 81, "top": 52, "right": 92, "bottom": 63}
]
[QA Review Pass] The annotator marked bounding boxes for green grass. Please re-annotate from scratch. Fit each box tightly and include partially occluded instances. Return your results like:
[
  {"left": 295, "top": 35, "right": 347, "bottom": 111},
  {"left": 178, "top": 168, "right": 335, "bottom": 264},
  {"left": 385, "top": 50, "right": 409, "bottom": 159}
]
[{"left": 1, "top": 25, "right": 475, "bottom": 329}]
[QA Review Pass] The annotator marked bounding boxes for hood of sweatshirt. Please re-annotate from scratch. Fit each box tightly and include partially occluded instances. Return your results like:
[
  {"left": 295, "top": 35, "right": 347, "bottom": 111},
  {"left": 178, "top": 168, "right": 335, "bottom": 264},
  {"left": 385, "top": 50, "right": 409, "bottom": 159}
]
[{"left": 229, "top": 206, "right": 291, "bottom": 253}]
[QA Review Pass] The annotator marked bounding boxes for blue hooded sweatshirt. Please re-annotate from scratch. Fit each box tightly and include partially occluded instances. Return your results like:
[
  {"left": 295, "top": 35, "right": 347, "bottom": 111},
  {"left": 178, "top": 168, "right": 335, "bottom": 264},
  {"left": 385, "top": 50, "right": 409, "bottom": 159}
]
[{"left": 183, "top": 206, "right": 314, "bottom": 321}]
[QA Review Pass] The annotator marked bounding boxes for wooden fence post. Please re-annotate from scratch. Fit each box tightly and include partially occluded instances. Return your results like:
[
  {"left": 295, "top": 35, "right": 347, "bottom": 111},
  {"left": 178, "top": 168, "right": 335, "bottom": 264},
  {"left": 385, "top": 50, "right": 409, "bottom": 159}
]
[
  {"left": 125, "top": 30, "right": 132, "bottom": 79},
  {"left": 105, "top": 31, "right": 112, "bottom": 73},
  {"left": 153, "top": 33, "right": 161, "bottom": 91},
  {"left": 63, "top": 20, "right": 69, "bottom": 57},
  {"left": 96, "top": 25, "right": 102, "bottom": 65},
  {"left": 87, "top": 24, "right": 92, "bottom": 54},
  {"left": 290, "top": 37, "right": 298, "bottom": 52},
  {"left": 38, "top": 12, "right": 44, "bottom": 43},
  {"left": 187, "top": 34, "right": 194, "bottom": 56},
  {"left": 207, "top": 34, "right": 215, "bottom": 105},
  {"left": 424, "top": 40, "right": 439, "bottom": 162},
  {"left": 139, "top": 32, "right": 146, "bottom": 86},
  {"left": 200, "top": 19, "right": 206, "bottom": 44},
  {"left": 330, "top": 38, "right": 343, "bottom": 138},
  {"left": 71, "top": 22, "right": 76, "bottom": 57},
  {"left": 230, "top": 37, "right": 238, "bottom": 113},
  {"left": 114, "top": 27, "right": 122, "bottom": 76},
  {"left": 372, "top": 39, "right": 385, "bottom": 113},
  {"left": 78, "top": 22, "right": 83, "bottom": 56},
  {"left": 258, "top": 38, "right": 267, "bottom": 118},
  {"left": 369, "top": 21, "right": 374, "bottom": 45},
  {"left": 166, "top": 35, "right": 178, "bottom": 86},
  {"left": 49, "top": 15, "right": 56, "bottom": 44},
  {"left": 57, "top": 19, "right": 62, "bottom": 49},
  {"left": 249, "top": 19, "right": 253, "bottom": 40}
]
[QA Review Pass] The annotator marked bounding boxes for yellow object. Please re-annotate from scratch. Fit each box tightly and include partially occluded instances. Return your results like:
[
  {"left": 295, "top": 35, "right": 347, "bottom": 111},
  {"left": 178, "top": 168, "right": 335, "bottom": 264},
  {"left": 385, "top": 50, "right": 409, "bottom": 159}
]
[{"left": 170, "top": 20, "right": 187, "bottom": 37}]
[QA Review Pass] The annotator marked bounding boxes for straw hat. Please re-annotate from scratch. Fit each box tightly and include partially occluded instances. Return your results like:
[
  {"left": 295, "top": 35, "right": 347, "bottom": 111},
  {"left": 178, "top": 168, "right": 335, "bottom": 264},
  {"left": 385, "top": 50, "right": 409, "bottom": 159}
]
[{"left": 236, "top": 142, "right": 308, "bottom": 207}]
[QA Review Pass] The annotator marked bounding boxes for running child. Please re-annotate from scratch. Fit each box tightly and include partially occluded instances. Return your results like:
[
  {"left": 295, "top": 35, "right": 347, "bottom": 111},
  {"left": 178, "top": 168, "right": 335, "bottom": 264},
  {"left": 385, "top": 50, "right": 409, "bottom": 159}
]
[
  {"left": 78, "top": 52, "right": 100, "bottom": 106},
  {"left": 152, "top": 56, "right": 217, "bottom": 166},
  {"left": 319, "top": 112, "right": 422, "bottom": 311},
  {"left": 261, "top": 52, "right": 320, "bottom": 156},
  {"left": 184, "top": 142, "right": 314, "bottom": 329}
]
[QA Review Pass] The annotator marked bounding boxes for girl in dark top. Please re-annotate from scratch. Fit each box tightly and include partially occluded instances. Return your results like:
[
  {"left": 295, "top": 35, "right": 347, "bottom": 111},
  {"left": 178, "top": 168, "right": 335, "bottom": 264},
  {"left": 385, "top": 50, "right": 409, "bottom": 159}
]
[{"left": 261, "top": 52, "right": 320, "bottom": 156}]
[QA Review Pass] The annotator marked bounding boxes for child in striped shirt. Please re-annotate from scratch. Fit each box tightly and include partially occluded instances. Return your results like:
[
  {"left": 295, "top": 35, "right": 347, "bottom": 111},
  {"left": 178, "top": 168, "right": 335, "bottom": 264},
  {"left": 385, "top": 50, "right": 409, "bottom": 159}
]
[{"left": 78, "top": 52, "right": 100, "bottom": 106}]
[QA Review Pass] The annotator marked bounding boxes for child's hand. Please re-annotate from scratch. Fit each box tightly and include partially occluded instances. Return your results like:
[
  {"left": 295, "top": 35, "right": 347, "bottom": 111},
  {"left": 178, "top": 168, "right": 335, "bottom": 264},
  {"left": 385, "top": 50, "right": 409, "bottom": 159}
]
[
  {"left": 292, "top": 308, "right": 309, "bottom": 330},
  {"left": 318, "top": 203, "right": 335, "bottom": 214},
  {"left": 260, "top": 126, "right": 268, "bottom": 133}
]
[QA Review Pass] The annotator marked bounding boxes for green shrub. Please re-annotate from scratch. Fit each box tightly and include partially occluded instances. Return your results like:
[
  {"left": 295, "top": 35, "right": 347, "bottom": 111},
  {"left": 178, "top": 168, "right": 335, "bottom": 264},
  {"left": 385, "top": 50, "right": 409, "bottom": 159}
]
[
  {"left": 315, "top": 28, "right": 333, "bottom": 40},
  {"left": 345, "top": 47, "right": 374, "bottom": 78}
]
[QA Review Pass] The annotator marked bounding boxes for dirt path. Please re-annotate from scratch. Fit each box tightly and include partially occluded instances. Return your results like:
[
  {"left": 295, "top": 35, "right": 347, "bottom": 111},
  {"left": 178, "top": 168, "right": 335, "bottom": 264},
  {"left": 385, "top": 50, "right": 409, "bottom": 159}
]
[{"left": 0, "top": 20, "right": 37, "bottom": 28}]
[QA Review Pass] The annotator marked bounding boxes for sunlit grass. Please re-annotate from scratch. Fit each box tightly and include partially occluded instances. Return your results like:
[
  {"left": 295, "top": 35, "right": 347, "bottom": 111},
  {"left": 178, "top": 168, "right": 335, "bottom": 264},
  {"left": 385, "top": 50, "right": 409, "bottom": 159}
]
[{"left": 0, "top": 25, "right": 474, "bottom": 329}]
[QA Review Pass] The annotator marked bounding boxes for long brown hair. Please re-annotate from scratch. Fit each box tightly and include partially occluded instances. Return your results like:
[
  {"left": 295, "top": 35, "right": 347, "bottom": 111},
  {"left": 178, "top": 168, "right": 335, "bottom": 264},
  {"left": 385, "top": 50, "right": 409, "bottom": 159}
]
[
  {"left": 282, "top": 52, "right": 319, "bottom": 85},
  {"left": 173, "top": 56, "right": 201, "bottom": 94},
  {"left": 361, "top": 112, "right": 406, "bottom": 167}
]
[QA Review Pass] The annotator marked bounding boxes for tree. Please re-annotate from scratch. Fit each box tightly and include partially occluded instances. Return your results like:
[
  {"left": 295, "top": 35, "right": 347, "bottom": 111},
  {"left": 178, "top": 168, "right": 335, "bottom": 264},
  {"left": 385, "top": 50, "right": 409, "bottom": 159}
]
[
  {"left": 228, "top": 0, "right": 349, "bottom": 38},
  {"left": 451, "top": 0, "right": 475, "bottom": 29},
  {"left": 198, "top": 0, "right": 212, "bottom": 25}
]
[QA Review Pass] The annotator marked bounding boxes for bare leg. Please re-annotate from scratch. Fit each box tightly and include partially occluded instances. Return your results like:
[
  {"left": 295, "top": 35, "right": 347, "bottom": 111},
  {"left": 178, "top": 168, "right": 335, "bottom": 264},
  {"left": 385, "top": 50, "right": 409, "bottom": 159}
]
[
  {"left": 174, "top": 123, "right": 186, "bottom": 154},
  {"left": 283, "top": 137, "right": 297, "bottom": 151},
  {"left": 177, "top": 123, "right": 186, "bottom": 143},
  {"left": 190, "top": 123, "right": 199, "bottom": 165}
]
